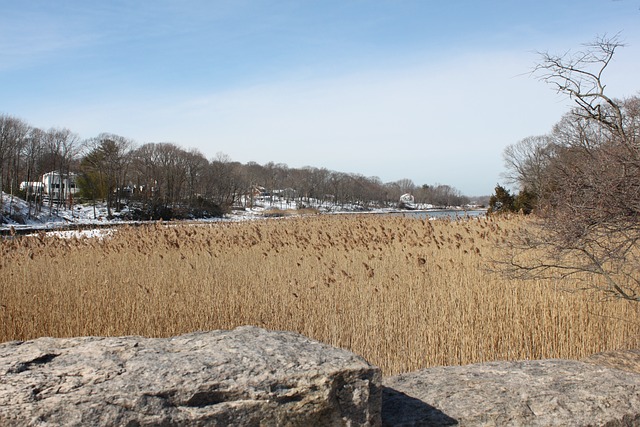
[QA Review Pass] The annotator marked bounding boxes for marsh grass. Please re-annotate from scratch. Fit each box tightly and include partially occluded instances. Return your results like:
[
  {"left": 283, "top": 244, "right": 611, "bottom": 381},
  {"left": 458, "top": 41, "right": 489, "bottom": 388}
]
[{"left": 1, "top": 215, "right": 638, "bottom": 375}]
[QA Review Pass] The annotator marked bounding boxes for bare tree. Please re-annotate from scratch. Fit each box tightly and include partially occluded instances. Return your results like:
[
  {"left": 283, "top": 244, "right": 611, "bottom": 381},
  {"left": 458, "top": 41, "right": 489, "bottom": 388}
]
[
  {"left": 396, "top": 178, "right": 416, "bottom": 195},
  {"left": 22, "top": 127, "right": 45, "bottom": 217},
  {"left": 39, "top": 128, "right": 80, "bottom": 214},
  {"left": 241, "top": 161, "right": 267, "bottom": 208},
  {"left": 507, "top": 35, "right": 640, "bottom": 301},
  {"left": 0, "top": 115, "right": 30, "bottom": 213},
  {"left": 155, "top": 143, "right": 188, "bottom": 209},
  {"left": 129, "top": 143, "right": 156, "bottom": 209},
  {"left": 206, "top": 153, "right": 244, "bottom": 210},
  {"left": 417, "top": 183, "right": 467, "bottom": 208},
  {"left": 534, "top": 34, "right": 627, "bottom": 139},
  {"left": 130, "top": 142, "right": 204, "bottom": 217},
  {"left": 81, "top": 134, "right": 134, "bottom": 217},
  {"left": 183, "top": 148, "right": 209, "bottom": 205},
  {"left": 308, "top": 167, "right": 331, "bottom": 207},
  {"left": 502, "top": 135, "right": 554, "bottom": 196}
]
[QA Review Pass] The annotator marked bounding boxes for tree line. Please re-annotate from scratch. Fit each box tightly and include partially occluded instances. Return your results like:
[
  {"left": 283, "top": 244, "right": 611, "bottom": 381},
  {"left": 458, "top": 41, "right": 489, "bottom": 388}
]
[
  {"left": 0, "top": 119, "right": 472, "bottom": 221},
  {"left": 494, "top": 35, "right": 639, "bottom": 302},
  {"left": 491, "top": 93, "right": 639, "bottom": 217}
]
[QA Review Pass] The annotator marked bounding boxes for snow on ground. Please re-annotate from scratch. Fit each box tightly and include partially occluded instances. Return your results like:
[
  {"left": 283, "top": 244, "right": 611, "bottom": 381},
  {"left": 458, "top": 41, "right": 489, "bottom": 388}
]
[
  {"left": 1, "top": 192, "right": 484, "bottom": 238},
  {"left": 0, "top": 192, "right": 117, "bottom": 231},
  {"left": 32, "top": 228, "right": 117, "bottom": 240}
]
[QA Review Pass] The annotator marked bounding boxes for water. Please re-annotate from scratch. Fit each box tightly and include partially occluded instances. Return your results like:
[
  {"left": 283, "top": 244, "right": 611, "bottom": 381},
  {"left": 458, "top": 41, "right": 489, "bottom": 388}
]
[{"left": 390, "top": 209, "right": 487, "bottom": 220}]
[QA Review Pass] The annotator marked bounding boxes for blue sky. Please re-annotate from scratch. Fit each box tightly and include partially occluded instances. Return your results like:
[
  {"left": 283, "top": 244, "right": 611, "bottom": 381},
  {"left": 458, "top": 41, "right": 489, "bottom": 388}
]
[{"left": 2, "top": 1, "right": 639, "bottom": 196}]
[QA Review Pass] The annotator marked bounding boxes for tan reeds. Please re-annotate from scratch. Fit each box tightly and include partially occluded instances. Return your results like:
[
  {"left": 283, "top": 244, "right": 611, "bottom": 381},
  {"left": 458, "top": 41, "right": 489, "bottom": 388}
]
[{"left": 1, "top": 215, "right": 638, "bottom": 375}]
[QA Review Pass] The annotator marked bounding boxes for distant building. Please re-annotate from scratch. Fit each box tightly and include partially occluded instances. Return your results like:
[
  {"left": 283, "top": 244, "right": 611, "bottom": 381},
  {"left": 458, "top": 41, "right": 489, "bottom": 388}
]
[
  {"left": 41, "top": 171, "right": 79, "bottom": 200},
  {"left": 19, "top": 181, "right": 44, "bottom": 195},
  {"left": 399, "top": 193, "right": 417, "bottom": 210}
]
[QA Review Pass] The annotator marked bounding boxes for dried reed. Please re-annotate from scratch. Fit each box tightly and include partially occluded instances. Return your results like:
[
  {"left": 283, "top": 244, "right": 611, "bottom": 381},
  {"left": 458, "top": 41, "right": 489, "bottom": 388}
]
[{"left": 1, "top": 215, "right": 638, "bottom": 375}]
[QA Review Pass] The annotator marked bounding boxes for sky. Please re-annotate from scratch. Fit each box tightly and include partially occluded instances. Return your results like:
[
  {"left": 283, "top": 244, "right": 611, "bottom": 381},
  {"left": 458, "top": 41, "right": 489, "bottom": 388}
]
[{"left": 2, "top": 1, "right": 639, "bottom": 196}]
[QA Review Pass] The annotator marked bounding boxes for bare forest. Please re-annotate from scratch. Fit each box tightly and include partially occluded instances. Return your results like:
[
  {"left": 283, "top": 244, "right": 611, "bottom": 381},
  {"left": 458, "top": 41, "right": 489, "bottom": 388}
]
[{"left": 0, "top": 120, "right": 471, "bottom": 224}]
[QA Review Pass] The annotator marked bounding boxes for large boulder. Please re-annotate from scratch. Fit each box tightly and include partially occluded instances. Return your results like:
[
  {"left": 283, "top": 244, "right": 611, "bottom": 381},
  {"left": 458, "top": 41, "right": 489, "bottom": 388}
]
[
  {"left": 3, "top": 326, "right": 639, "bottom": 426},
  {"left": 0, "top": 326, "right": 381, "bottom": 426},
  {"left": 383, "top": 359, "right": 640, "bottom": 426}
]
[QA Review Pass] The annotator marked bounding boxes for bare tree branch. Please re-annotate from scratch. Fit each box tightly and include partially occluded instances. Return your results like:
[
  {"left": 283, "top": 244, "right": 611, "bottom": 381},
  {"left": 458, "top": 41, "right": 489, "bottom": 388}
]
[{"left": 500, "top": 36, "right": 639, "bottom": 302}]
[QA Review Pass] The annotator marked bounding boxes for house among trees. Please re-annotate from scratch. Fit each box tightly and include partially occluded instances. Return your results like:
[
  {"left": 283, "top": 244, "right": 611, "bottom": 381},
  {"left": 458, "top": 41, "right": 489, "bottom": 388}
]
[
  {"left": 18, "top": 181, "right": 44, "bottom": 198},
  {"left": 42, "top": 171, "right": 79, "bottom": 201},
  {"left": 20, "top": 171, "right": 79, "bottom": 202}
]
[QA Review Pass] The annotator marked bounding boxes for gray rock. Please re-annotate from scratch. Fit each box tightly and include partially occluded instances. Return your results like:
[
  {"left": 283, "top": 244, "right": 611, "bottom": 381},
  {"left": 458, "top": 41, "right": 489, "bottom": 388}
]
[
  {"left": 0, "top": 326, "right": 382, "bottom": 426},
  {"left": 383, "top": 359, "right": 640, "bottom": 426}
]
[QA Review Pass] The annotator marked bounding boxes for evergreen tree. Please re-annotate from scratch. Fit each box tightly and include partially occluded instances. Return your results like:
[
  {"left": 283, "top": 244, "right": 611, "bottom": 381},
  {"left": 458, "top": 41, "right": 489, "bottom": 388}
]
[{"left": 488, "top": 185, "right": 514, "bottom": 214}]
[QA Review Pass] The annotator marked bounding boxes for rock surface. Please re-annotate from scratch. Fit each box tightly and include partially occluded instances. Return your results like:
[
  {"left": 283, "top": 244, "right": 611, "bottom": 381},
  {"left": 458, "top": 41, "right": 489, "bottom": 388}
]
[
  {"left": 0, "top": 326, "right": 381, "bottom": 426},
  {"left": 3, "top": 326, "right": 639, "bottom": 426},
  {"left": 383, "top": 359, "right": 640, "bottom": 426}
]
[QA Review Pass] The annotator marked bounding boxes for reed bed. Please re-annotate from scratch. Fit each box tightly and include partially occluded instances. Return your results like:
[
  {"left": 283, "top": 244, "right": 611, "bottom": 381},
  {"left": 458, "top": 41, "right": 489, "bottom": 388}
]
[{"left": 1, "top": 215, "right": 638, "bottom": 375}]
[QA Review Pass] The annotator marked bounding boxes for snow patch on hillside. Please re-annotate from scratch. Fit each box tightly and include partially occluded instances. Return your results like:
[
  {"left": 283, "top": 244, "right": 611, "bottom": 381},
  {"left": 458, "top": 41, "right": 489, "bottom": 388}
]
[
  {"left": 0, "top": 192, "right": 119, "bottom": 231},
  {"left": 2, "top": 192, "right": 484, "bottom": 236}
]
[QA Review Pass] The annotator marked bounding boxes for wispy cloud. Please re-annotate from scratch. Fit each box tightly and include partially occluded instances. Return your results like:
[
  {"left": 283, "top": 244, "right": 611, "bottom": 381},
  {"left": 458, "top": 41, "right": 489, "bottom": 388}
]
[
  {"left": 33, "top": 50, "right": 574, "bottom": 195},
  {"left": 4, "top": 1, "right": 639, "bottom": 195}
]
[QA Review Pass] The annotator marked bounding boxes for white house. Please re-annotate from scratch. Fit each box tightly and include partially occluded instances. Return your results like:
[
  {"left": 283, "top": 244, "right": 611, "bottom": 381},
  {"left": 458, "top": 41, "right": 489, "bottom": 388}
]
[
  {"left": 41, "top": 171, "right": 79, "bottom": 200},
  {"left": 19, "top": 181, "right": 44, "bottom": 195},
  {"left": 399, "top": 193, "right": 417, "bottom": 210}
]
